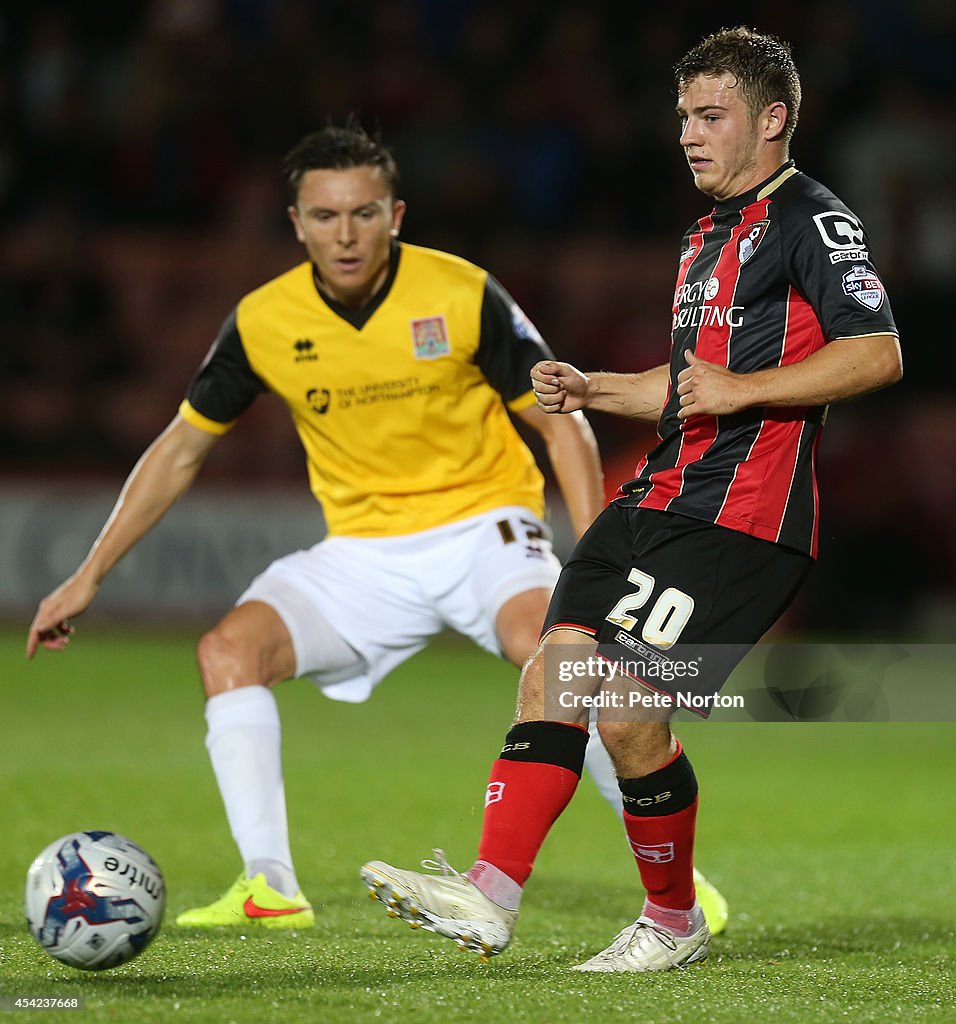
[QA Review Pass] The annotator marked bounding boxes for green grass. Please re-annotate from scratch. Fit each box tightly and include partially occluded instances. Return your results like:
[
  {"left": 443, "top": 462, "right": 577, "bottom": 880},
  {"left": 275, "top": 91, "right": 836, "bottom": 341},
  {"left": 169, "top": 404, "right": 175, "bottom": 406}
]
[{"left": 1, "top": 627, "right": 953, "bottom": 1023}]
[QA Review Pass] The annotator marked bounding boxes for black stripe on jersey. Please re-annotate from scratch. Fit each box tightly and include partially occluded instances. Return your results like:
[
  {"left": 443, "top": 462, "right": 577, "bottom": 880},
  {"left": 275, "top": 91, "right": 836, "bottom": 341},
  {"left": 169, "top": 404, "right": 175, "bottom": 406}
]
[
  {"left": 670, "top": 416, "right": 764, "bottom": 515},
  {"left": 185, "top": 308, "right": 268, "bottom": 424},
  {"left": 476, "top": 275, "right": 554, "bottom": 402},
  {"left": 311, "top": 241, "right": 401, "bottom": 330},
  {"left": 775, "top": 419, "right": 818, "bottom": 549}
]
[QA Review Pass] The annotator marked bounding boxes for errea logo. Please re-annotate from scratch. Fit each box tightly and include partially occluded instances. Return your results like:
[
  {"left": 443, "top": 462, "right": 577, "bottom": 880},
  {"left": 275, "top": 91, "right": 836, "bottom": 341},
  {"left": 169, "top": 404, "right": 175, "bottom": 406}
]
[{"left": 293, "top": 338, "right": 318, "bottom": 362}]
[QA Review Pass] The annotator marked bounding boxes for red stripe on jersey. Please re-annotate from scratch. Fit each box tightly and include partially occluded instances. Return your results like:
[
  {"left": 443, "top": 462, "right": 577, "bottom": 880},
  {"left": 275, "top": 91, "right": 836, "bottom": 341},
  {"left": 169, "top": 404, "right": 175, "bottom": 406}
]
[
  {"left": 693, "top": 205, "right": 767, "bottom": 366},
  {"left": 648, "top": 207, "right": 762, "bottom": 509},
  {"left": 673, "top": 218, "right": 711, "bottom": 296},
  {"left": 636, "top": 218, "right": 713, "bottom": 501},
  {"left": 716, "top": 269, "right": 793, "bottom": 532},
  {"left": 773, "top": 287, "right": 826, "bottom": 552},
  {"left": 716, "top": 282, "right": 827, "bottom": 539},
  {"left": 717, "top": 414, "right": 801, "bottom": 536},
  {"left": 779, "top": 284, "right": 827, "bottom": 366},
  {"left": 639, "top": 420, "right": 716, "bottom": 510},
  {"left": 542, "top": 623, "right": 597, "bottom": 638},
  {"left": 629, "top": 453, "right": 649, "bottom": 483}
]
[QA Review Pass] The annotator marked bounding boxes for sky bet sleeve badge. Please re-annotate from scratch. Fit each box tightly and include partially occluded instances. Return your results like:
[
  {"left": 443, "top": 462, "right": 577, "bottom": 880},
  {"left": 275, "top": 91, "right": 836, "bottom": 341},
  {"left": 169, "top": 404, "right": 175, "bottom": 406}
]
[{"left": 842, "top": 264, "right": 886, "bottom": 311}]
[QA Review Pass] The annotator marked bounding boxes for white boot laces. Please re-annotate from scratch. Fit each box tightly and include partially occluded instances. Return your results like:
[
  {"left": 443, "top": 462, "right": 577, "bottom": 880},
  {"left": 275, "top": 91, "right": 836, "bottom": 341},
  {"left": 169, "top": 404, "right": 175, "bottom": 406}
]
[
  {"left": 607, "top": 918, "right": 679, "bottom": 957},
  {"left": 419, "top": 848, "right": 464, "bottom": 880}
]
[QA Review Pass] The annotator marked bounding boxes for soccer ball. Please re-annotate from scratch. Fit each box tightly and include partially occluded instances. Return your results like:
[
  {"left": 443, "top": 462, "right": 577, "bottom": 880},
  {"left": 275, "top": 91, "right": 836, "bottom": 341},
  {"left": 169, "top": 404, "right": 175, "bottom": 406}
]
[{"left": 24, "top": 831, "right": 165, "bottom": 970}]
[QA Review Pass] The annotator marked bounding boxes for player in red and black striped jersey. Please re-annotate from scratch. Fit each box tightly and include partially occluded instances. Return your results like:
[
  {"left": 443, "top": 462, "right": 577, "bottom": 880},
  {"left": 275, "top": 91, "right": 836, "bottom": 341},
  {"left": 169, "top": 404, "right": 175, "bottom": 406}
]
[
  {"left": 625, "top": 158, "right": 897, "bottom": 556},
  {"left": 363, "top": 27, "right": 902, "bottom": 972}
]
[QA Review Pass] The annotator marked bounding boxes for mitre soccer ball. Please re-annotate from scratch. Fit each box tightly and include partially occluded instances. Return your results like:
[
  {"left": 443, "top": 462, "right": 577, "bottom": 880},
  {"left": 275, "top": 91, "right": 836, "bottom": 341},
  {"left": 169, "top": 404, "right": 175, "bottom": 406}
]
[{"left": 24, "top": 831, "right": 165, "bottom": 970}]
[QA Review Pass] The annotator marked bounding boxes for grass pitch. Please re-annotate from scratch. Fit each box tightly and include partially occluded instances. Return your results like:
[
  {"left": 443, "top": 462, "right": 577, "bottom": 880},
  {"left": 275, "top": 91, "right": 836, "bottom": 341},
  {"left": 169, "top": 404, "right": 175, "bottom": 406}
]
[{"left": 1, "top": 626, "right": 953, "bottom": 1023}]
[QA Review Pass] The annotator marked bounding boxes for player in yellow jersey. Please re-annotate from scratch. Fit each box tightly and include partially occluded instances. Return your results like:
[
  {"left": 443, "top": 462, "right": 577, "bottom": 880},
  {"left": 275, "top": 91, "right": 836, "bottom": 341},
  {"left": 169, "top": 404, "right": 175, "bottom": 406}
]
[{"left": 26, "top": 125, "right": 726, "bottom": 933}]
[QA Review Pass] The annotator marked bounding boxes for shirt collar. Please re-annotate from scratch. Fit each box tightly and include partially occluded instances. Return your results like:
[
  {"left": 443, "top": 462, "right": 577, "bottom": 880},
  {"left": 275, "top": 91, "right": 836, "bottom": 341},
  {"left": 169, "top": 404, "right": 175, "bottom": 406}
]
[
  {"left": 311, "top": 240, "right": 401, "bottom": 330},
  {"left": 713, "top": 160, "right": 797, "bottom": 214}
]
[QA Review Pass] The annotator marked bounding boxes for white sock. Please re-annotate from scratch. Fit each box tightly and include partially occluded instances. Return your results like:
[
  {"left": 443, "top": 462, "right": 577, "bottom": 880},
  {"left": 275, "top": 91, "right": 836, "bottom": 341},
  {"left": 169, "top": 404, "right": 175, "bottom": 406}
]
[
  {"left": 584, "top": 715, "right": 624, "bottom": 812},
  {"left": 204, "top": 687, "right": 299, "bottom": 897},
  {"left": 642, "top": 897, "right": 705, "bottom": 937},
  {"left": 246, "top": 858, "right": 299, "bottom": 898},
  {"left": 467, "top": 861, "right": 523, "bottom": 911}
]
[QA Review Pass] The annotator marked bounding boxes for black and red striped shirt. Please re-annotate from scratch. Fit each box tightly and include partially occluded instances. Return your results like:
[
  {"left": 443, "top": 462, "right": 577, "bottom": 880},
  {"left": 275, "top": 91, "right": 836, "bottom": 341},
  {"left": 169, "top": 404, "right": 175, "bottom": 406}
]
[{"left": 621, "top": 161, "right": 898, "bottom": 557}]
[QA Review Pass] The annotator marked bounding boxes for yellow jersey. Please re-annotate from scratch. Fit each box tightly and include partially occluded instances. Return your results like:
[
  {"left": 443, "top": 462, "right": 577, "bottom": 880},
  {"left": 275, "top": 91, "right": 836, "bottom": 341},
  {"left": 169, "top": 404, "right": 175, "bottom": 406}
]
[{"left": 179, "top": 242, "right": 552, "bottom": 537}]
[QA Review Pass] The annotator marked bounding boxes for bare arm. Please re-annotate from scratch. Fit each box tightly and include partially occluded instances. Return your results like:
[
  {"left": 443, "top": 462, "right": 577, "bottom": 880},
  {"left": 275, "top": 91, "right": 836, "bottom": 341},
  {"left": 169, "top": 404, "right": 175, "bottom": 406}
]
[
  {"left": 676, "top": 334, "right": 902, "bottom": 420},
  {"left": 26, "top": 415, "right": 220, "bottom": 657},
  {"left": 531, "top": 360, "right": 669, "bottom": 424},
  {"left": 514, "top": 403, "right": 604, "bottom": 539}
]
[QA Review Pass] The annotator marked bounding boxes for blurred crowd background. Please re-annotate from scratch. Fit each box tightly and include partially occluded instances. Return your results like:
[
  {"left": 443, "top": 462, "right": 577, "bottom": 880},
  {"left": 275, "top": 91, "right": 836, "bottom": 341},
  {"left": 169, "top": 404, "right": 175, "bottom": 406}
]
[{"left": 2, "top": 0, "right": 954, "bottom": 636}]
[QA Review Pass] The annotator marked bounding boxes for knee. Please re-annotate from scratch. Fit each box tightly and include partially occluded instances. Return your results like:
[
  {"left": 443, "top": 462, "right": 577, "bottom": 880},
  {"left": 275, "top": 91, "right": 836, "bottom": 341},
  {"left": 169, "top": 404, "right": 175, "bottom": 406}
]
[
  {"left": 196, "top": 623, "right": 260, "bottom": 697},
  {"left": 595, "top": 719, "right": 632, "bottom": 756},
  {"left": 596, "top": 719, "right": 673, "bottom": 777},
  {"left": 502, "top": 627, "right": 543, "bottom": 669},
  {"left": 495, "top": 588, "right": 551, "bottom": 668}
]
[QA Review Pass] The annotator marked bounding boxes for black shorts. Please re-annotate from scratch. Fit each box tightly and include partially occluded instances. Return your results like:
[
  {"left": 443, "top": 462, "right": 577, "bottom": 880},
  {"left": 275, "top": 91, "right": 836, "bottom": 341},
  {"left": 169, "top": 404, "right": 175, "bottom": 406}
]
[{"left": 543, "top": 504, "right": 811, "bottom": 716}]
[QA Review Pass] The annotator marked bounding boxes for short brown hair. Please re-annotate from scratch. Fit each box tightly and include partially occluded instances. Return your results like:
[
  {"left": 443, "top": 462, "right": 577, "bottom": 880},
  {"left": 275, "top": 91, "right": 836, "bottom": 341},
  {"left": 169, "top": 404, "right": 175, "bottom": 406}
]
[
  {"left": 282, "top": 122, "right": 400, "bottom": 204},
  {"left": 674, "top": 27, "right": 801, "bottom": 141}
]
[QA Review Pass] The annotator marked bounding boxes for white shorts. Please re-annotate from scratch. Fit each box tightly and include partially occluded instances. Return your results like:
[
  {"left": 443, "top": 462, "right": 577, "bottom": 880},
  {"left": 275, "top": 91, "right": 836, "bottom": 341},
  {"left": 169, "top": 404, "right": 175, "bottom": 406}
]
[{"left": 237, "top": 506, "right": 561, "bottom": 703}]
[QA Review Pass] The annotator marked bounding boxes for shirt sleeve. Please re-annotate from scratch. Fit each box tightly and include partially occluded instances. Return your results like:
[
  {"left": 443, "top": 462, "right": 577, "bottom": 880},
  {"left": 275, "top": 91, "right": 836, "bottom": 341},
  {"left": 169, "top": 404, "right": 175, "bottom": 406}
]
[
  {"left": 475, "top": 275, "right": 555, "bottom": 408},
  {"left": 782, "top": 203, "right": 898, "bottom": 342},
  {"left": 180, "top": 307, "right": 268, "bottom": 431}
]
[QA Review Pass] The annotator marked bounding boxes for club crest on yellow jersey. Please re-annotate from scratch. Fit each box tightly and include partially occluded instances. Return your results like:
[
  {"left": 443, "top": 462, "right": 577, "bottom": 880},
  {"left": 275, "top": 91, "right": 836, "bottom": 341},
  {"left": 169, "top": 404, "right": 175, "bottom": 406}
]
[{"left": 411, "top": 316, "right": 451, "bottom": 359}]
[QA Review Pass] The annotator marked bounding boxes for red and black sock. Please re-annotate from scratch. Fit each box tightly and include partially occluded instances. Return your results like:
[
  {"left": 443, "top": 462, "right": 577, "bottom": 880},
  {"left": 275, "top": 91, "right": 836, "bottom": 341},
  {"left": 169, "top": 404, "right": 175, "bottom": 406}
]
[
  {"left": 470, "top": 721, "right": 588, "bottom": 897},
  {"left": 619, "top": 744, "right": 699, "bottom": 914}
]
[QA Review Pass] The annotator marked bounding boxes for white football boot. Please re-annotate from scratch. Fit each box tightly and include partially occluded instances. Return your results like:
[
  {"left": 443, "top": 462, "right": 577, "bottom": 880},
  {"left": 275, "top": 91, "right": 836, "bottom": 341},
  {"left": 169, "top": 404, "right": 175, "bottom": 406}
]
[
  {"left": 572, "top": 915, "right": 711, "bottom": 972},
  {"left": 361, "top": 850, "right": 516, "bottom": 961}
]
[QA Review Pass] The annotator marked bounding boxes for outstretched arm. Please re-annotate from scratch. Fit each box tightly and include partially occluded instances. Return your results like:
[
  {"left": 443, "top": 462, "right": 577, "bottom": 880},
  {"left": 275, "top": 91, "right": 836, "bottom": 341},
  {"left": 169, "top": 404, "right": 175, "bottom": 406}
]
[
  {"left": 675, "top": 333, "right": 902, "bottom": 420},
  {"left": 26, "top": 415, "right": 220, "bottom": 658},
  {"left": 531, "top": 360, "right": 669, "bottom": 424},
  {"left": 514, "top": 403, "right": 604, "bottom": 539}
]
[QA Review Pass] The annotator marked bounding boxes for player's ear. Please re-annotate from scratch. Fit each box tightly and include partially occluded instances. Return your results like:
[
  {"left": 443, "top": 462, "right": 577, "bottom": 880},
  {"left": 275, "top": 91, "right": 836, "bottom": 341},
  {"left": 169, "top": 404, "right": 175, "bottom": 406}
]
[
  {"left": 288, "top": 205, "right": 306, "bottom": 244},
  {"left": 390, "top": 199, "right": 407, "bottom": 237},
  {"left": 763, "top": 102, "right": 788, "bottom": 142}
]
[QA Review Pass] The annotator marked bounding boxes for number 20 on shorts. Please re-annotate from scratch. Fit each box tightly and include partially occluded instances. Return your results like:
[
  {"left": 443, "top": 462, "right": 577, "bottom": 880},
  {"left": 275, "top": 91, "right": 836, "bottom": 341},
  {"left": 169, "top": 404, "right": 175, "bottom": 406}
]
[{"left": 604, "top": 568, "right": 695, "bottom": 649}]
